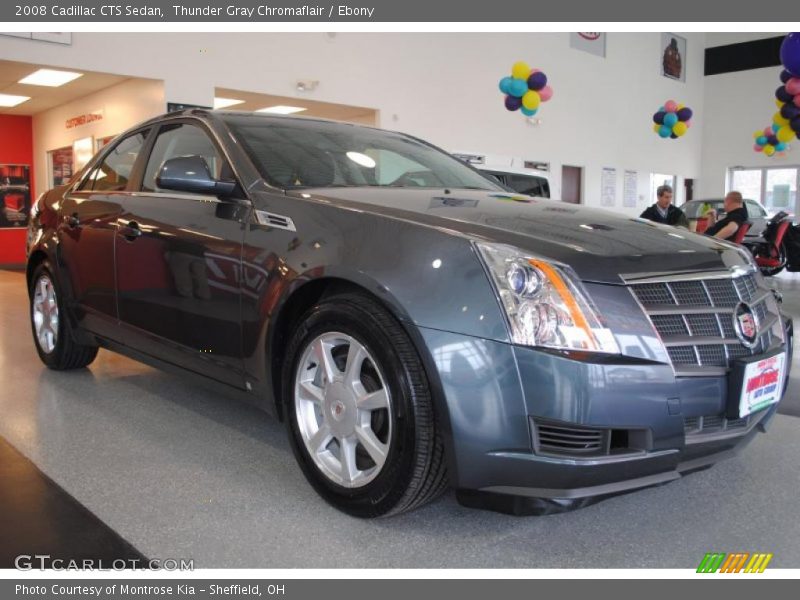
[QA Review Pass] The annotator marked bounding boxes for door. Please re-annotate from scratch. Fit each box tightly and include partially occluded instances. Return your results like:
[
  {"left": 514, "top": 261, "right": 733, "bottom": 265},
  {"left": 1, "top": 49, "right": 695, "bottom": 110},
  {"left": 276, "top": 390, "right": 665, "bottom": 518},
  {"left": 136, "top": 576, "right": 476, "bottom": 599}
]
[
  {"left": 114, "top": 120, "right": 248, "bottom": 387},
  {"left": 561, "top": 165, "right": 582, "bottom": 204},
  {"left": 57, "top": 129, "right": 150, "bottom": 341}
]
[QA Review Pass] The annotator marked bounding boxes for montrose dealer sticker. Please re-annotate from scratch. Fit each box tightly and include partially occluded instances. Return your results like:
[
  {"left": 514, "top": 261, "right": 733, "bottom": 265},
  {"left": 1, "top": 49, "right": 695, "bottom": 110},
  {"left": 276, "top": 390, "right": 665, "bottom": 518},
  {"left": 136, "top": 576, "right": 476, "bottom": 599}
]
[{"left": 739, "top": 353, "right": 786, "bottom": 418}]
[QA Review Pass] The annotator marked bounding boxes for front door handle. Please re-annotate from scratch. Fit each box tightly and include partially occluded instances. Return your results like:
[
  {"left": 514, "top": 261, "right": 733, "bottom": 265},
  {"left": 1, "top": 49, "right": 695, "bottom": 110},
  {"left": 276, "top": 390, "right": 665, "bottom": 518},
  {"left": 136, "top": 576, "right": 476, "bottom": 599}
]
[
  {"left": 120, "top": 220, "right": 142, "bottom": 241},
  {"left": 66, "top": 213, "right": 80, "bottom": 228}
]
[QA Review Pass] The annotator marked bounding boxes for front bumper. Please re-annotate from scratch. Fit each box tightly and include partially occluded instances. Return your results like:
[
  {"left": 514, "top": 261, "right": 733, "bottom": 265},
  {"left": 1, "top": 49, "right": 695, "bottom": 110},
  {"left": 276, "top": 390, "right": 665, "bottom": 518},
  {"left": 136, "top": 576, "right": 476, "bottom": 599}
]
[{"left": 418, "top": 327, "right": 788, "bottom": 508}]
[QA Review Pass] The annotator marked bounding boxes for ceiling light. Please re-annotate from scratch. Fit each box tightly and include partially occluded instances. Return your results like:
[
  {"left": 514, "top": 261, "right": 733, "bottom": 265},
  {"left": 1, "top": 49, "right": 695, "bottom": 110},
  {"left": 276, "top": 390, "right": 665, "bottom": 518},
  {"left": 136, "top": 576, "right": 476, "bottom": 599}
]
[
  {"left": 0, "top": 94, "right": 30, "bottom": 107},
  {"left": 19, "top": 68, "right": 83, "bottom": 87},
  {"left": 256, "top": 105, "right": 307, "bottom": 115},
  {"left": 213, "top": 97, "right": 244, "bottom": 109}
]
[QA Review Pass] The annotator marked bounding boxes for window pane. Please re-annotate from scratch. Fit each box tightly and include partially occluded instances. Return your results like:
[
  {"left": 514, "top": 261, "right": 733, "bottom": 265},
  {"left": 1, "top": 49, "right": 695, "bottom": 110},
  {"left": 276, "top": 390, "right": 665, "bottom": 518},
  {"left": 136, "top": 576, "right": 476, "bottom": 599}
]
[
  {"left": 765, "top": 168, "right": 797, "bottom": 214},
  {"left": 82, "top": 130, "right": 148, "bottom": 192},
  {"left": 143, "top": 123, "right": 224, "bottom": 193},
  {"left": 730, "top": 169, "right": 762, "bottom": 204}
]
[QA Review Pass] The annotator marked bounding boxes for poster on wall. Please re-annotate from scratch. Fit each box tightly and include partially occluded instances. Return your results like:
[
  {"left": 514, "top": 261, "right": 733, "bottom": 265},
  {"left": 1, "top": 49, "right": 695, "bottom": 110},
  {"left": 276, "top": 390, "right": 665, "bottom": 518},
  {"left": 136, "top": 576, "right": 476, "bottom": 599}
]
[
  {"left": 50, "top": 146, "right": 73, "bottom": 187},
  {"left": 569, "top": 33, "right": 606, "bottom": 58},
  {"left": 661, "top": 33, "right": 686, "bottom": 82},
  {"left": 0, "top": 164, "right": 31, "bottom": 228},
  {"left": 601, "top": 167, "right": 617, "bottom": 207},
  {"left": 623, "top": 170, "right": 638, "bottom": 208}
]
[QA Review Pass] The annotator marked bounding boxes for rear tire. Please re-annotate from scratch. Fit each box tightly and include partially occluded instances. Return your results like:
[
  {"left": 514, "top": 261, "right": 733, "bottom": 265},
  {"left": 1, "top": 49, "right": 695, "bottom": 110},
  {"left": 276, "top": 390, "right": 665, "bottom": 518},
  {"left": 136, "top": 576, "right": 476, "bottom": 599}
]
[
  {"left": 29, "top": 261, "right": 98, "bottom": 370},
  {"left": 283, "top": 292, "right": 447, "bottom": 517}
]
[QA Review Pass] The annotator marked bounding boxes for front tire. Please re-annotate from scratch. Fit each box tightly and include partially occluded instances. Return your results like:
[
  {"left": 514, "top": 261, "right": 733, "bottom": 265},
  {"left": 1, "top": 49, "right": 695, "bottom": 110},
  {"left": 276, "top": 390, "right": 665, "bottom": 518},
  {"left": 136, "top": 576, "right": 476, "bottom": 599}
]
[
  {"left": 29, "top": 261, "right": 98, "bottom": 370},
  {"left": 283, "top": 292, "right": 447, "bottom": 517}
]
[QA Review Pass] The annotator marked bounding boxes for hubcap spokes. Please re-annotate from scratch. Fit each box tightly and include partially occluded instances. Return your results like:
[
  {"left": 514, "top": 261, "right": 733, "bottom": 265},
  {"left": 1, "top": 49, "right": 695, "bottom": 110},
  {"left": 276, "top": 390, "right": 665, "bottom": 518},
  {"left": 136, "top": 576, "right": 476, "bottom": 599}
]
[
  {"left": 295, "top": 332, "right": 392, "bottom": 488},
  {"left": 32, "top": 275, "right": 58, "bottom": 354}
]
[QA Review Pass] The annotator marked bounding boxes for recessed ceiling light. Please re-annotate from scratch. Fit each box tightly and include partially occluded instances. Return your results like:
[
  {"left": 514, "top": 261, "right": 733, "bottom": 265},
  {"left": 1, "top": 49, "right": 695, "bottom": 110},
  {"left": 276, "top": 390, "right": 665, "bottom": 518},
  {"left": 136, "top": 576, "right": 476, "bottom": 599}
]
[
  {"left": 214, "top": 97, "right": 245, "bottom": 109},
  {"left": 256, "top": 105, "right": 307, "bottom": 115},
  {"left": 0, "top": 93, "right": 31, "bottom": 107},
  {"left": 19, "top": 68, "right": 83, "bottom": 87}
]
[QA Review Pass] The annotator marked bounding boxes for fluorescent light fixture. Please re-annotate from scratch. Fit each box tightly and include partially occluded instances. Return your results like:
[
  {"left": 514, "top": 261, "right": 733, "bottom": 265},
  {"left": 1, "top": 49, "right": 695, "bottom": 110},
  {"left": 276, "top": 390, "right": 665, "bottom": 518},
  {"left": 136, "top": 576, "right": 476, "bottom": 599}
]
[
  {"left": 0, "top": 93, "right": 30, "bottom": 107},
  {"left": 256, "top": 105, "right": 307, "bottom": 115},
  {"left": 19, "top": 68, "right": 83, "bottom": 87},
  {"left": 214, "top": 97, "right": 245, "bottom": 109},
  {"left": 346, "top": 151, "right": 376, "bottom": 168}
]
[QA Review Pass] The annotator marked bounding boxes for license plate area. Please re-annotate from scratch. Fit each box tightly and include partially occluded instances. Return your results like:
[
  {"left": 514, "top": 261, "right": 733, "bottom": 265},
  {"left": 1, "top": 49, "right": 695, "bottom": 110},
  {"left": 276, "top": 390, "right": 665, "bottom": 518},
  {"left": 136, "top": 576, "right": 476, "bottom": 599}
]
[{"left": 727, "top": 349, "right": 786, "bottom": 418}]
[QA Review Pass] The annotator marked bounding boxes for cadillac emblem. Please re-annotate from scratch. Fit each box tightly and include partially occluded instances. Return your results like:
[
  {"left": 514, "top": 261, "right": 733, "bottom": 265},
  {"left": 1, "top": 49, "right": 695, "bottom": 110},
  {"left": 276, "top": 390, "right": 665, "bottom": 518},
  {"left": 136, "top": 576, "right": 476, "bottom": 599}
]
[{"left": 733, "top": 302, "right": 759, "bottom": 349}]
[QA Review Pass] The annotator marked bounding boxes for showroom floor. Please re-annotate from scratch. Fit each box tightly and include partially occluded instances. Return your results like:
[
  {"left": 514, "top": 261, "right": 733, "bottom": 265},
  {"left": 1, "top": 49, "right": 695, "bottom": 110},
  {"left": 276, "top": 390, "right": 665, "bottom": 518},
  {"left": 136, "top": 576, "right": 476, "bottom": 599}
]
[{"left": 0, "top": 267, "right": 798, "bottom": 568}]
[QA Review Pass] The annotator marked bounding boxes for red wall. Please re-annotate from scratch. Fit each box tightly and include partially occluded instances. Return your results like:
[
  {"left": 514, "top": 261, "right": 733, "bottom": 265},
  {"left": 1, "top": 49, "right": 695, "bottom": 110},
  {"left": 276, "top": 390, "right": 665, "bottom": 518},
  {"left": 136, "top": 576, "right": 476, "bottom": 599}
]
[{"left": 0, "top": 114, "right": 34, "bottom": 266}]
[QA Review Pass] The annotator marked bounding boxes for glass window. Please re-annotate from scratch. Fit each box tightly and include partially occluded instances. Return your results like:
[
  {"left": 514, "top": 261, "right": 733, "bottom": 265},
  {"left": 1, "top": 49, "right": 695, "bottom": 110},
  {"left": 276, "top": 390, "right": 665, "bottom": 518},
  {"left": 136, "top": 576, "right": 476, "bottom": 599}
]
[
  {"left": 142, "top": 123, "right": 226, "bottom": 193},
  {"left": 224, "top": 115, "right": 501, "bottom": 191},
  {"left": 745, "top": 199, "right": 767, "bottom": 217},
  {"left": 765, "top": 168, "right": 797, "bottom": 214},
  {"left": 730, "top": 169, "right": 763, "bottom": 204},
  {"left": 507, "top": 174, "right": 550, "bottom": 198},
  {"left": 79, "top": 130, "right": 149, "bottom": 192},
  {"left": 650, "top": 173, "right": 676, "bottom": 204}
]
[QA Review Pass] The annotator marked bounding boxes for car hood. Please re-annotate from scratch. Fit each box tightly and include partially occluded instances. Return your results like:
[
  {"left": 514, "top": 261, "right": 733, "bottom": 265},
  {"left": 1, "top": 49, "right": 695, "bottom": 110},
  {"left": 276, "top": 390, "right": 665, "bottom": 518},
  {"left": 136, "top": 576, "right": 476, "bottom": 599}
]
[{"left": 287, "top": 187, "right": 750, "bottom": 284}]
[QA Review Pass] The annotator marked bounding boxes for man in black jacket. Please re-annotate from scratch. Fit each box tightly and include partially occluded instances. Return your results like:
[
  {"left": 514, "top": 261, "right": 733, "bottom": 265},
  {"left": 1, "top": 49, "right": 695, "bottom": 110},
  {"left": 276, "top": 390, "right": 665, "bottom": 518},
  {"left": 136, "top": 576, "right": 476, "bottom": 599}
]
[{"left": 640, "top": 185, "right": 689, "bottom": 227}]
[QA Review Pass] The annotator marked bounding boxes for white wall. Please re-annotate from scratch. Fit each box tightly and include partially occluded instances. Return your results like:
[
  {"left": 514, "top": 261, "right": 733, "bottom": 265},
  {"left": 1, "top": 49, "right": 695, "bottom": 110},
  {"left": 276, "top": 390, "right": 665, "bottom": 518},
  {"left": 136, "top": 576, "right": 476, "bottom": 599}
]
[
  {"left": 31, "top": 78, "right": 164, "bottom": 193},
  {"left": 1, "top": 32, "right": 707, "bottom": 213}
]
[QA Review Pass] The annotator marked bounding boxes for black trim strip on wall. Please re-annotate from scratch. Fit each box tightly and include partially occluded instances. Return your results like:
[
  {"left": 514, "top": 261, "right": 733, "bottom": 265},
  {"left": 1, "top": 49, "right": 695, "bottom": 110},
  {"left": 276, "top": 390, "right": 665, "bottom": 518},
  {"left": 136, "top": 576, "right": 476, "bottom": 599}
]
[{"left": 705, "top": 36, "right": 785, "bottom": 76}]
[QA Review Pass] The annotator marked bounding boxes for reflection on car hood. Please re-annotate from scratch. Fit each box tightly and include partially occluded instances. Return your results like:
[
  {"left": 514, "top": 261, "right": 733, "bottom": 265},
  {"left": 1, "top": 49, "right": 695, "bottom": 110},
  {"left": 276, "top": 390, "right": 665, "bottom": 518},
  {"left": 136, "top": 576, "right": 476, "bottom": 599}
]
[{"left": 288, "top": 187, "right": 749, "bottom": 284}]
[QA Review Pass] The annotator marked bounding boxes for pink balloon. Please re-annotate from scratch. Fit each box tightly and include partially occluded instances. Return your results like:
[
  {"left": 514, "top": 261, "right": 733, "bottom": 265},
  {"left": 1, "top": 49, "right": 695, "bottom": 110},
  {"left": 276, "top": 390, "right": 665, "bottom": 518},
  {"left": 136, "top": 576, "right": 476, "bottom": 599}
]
[
  {"left": 765, "top": 126, "right": 775, "bottom": 136},
  {"left": 539, "top": 85, "right": 554, "bottom": 102},
  {"left": 664, "top": 100, "right": 678, "bottom": 112},
  {"left": 754, "top": 143, "right": 764, "bottom": 152},
  {"left": 787, "top": 78, "right": 800, "bottom": 96},
  {"left": 685, "top": 119, "right": 692, "bottom": 128},
  {"left": 794, "top": 95, "right": 800, "bottom": 108}
]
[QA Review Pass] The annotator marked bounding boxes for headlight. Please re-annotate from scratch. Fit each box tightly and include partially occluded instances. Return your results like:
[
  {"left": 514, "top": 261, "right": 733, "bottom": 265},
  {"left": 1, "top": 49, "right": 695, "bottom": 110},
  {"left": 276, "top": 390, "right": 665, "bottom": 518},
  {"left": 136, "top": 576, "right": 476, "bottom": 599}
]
[{"left": 475, "top": 242, "right": 619, "bottom": 353}]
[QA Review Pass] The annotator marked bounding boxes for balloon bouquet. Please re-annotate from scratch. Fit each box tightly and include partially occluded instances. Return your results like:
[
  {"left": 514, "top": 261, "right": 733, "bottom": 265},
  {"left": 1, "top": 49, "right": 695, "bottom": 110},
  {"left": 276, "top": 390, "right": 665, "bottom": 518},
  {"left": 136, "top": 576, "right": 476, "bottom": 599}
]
[
  {"left": 498, "top": 61, "right": 554, "bottom": 118},
  {"left": 652, "top": 100, "right": 693, "bottom": 139},
  {"left": 755, "top": 33, "right": 800, "bottom": 157}
]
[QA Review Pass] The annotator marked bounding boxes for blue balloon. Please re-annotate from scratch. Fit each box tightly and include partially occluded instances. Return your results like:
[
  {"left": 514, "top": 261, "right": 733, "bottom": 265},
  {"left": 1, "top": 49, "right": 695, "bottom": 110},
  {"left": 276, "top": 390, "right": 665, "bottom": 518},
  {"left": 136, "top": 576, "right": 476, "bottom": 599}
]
[
  {"left": 772, "top": 123, "right": 781, "bottom": 133},
  {"left": 781, "top": 69, "right": 793, "bottom": 83},
  {"left": 781, "top": 103, "right": 800, "bottom": 120},
  {"left": 792, "top": 116, "right": 800, "bottom": 134},
  {"left": 520, "top": 106, "right": 538, "bottom": 117},
  {"left": 508, "top": 78, "right": 528, "bottom": 98},
  {"left": 757, "top": 135, "right": 768, "bottom": 146},
  {"left": 527, "top": 71, "right": 547, "bottom": 91},
  {"left": 663, "top": 112, "right": 679, "bottom": 127},
  {"left": 499, "top": 76, "right": 513, "bottom": 94},
  {"left": 780, "top": 32, "right": 800, "bottom": 77},
  {"left": 776, "top": 85, "right": 794, "bottom": 103},
  {"left": 776, "top": 142, "right": 787, "bottom": 151},
  {"left": 658, "top": 125, "right": 672, "bottom": 138}
]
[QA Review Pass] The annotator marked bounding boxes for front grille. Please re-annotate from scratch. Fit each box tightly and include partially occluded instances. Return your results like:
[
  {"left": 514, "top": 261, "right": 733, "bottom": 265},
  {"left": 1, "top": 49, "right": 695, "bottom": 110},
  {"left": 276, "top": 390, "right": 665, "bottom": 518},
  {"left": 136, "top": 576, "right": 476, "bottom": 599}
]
[
  {"left": 534, "top": 422, "right": 607, "bottom": 455},
  {"left": 630, "top": 270, "right": 781, "bottom": 375},
  {"left": 684, "top": 411, "right": 764, "bottom": 438}
]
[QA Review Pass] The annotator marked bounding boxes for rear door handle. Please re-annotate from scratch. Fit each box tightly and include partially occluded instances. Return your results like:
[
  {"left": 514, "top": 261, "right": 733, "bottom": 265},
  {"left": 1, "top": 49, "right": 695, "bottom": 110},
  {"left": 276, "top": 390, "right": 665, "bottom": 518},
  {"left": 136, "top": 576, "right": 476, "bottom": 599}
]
[{"left": 120, "top": 220, "right": 142, "bottom": 241}]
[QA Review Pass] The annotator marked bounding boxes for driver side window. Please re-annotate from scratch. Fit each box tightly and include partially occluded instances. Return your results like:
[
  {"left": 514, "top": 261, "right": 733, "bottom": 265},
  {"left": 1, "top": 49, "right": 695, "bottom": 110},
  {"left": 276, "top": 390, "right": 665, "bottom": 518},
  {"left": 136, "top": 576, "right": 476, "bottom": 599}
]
[{"left": 142, "top": 123, "right": 227, "bottom": 193}]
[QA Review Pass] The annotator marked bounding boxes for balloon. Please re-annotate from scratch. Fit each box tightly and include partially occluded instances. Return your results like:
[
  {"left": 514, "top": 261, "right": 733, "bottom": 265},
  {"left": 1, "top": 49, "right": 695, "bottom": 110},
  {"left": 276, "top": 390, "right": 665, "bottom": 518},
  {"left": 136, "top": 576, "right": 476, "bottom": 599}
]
[
  {"left": 520, "top": 106, "right": 538, "bottom": 117},
  {"left": 791, "top": 116, "right": 800, "bottom": 134},
  {"left": 511, "top": 61, "right": 531, "bottom": 79},
  {"left": 653, "top": 123, "right": 661, "bottom": 133},
  {"left": 757, "top": 135, "right": 768, "bottom": 145},
  {"left": 754, "top": 130, "right": 763, "bottom": 139},
  {"left": 664, "top": 100, "right": 678, "bottom": 112},
  {"left": 670, "top": 133, "right": 678, "bottom": 139},
  {"left": 538, "top": 85, "right": 553, "bottom": 102},
  {"left": 795, "top": 95, "right": 800, "bottom": 108},
  {"left": 673, "top": 121, "right": 688, "bottom": 136},
  {"left": 780, "top": 33, "right": 800, "bottom": 77},
  {"left": 685, "top": 120, "right": 692, "bottom": 128},
  {"left": 787, "top": 78, "right": 800, "bottom": 96},
  {"left": 781, "top": 103, "right": 800, "bottom": 121},
  {"left": 653, "top": 111, "right": 666, "bottom": 124},
  {"left": 508, "top": 78, "right": 528, "bottom": 98},
  {"left": 776, "top": 141, "right": 787, "bottom": 151},
  {"left": 765, "top": 126, "right": 775, "bottom": 136},
  {"left": 658, "top": 125, "right": 672, "bottom": 138},
  {"left": 776, "top": 98, "right": 786, "bottom": 109},
  {"left": 521, "top": 90, "right": 541, "bottom": 110},
  {"left": 677, "top": 107, "right": 693, "bottom": 121},
  {"left": 754, "top": 143, "right": 764, "bottom": 152},
  {"left": 776, "top": 85, "right": 794, "bottom": 103},
  {"left": 781, "top": 69, "right": 794, "bottom": 83},
  {"left": 527, "top": 71, "right": 547, "bottom": 91},
  {"left": 504, "top": 95, "right": 522, "bottom": 111},
  {"left": 764, "top": 144, "right": 776, "bottom": 156},
  {"left": 498, "top": 76, "right": 513, "bottom": 94},
  {"left": 663, "top": 112, "right": 679, "bottom": 127},
  {"left": 677, "top": 103, "right": 685, "bottom": 110},
  {"left": 774, "top": 111, "right": 790, "bottom": 126},
  {"left": 768, "top": 135, "right": 779, "bottom": 146},
  {"left": 777, "top": 125, "right": 796, "bottom": 142}
]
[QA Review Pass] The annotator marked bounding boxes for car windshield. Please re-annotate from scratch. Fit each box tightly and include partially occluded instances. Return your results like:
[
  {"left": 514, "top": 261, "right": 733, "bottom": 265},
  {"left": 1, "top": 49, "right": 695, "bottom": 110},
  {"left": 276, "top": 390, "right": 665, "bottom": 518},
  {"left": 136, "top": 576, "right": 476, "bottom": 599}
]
[{"left": 224, "top": 115, "right": 502, "bottom": 191}]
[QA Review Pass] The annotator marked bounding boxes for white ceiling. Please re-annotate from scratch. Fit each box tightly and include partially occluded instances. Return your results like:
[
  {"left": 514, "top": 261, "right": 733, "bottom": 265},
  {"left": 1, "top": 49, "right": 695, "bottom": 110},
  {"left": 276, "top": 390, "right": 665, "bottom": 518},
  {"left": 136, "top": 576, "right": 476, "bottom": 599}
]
[{"left": 0, "top": 60, "right": 129, "bottom": 115}]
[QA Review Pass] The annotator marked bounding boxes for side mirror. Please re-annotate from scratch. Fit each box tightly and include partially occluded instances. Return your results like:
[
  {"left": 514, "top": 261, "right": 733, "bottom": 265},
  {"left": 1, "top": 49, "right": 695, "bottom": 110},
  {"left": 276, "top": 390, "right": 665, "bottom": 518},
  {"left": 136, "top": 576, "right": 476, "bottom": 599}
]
[{"left": 156, "top": 155, "right": 237, "bottom": 197}]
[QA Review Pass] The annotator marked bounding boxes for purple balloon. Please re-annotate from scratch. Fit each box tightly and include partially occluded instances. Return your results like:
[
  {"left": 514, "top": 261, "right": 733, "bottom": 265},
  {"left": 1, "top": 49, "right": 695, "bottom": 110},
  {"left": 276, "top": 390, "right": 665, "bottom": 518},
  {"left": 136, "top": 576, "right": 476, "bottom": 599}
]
[
  {"left": 780, "top": 33, "right": 800, "bottom": 77},
  {"left": 670, "top": 133, "right": 678, "bottom": 139},
  {"left": 504, "top": 95, "right": 522, "bottom": 111},
  {"left": 676, "top": 107, "right": 693, "bottom": 121},
  {"left": 781, "top": 102, "right": 800, "bottom": 120},
  {"left": 768, "top": 135, "right": 780, "bottom": 146},
  {"left": 791, "top": 116, "right": 800, "bottom": 134},
  {"left": 653, "top": 111, "right": 666, "bottom": 124},
  {"left": 781, "top": 69, "right": 794, "bottom": 83},
  {"left": 776, "top": 85, "right": 794, "bottom": 103},
  {"left": 527, "top": 71, "right": 548, "bottom": 91}
]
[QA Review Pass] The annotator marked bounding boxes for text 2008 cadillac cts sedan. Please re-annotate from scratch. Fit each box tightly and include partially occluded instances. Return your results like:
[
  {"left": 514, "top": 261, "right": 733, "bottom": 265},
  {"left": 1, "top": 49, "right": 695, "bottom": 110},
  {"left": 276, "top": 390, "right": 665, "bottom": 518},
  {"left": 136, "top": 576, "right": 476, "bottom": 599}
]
[{"left": 26, "top": 110, "right": 793, "bottom": 517}]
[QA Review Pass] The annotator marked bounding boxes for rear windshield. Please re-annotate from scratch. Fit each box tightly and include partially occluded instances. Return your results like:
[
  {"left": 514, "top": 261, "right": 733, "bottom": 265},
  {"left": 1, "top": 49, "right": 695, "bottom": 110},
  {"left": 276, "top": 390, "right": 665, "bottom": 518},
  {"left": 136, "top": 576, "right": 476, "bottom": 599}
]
[{"left": 224, "top": 116, "right": 501, "bottom": 192}]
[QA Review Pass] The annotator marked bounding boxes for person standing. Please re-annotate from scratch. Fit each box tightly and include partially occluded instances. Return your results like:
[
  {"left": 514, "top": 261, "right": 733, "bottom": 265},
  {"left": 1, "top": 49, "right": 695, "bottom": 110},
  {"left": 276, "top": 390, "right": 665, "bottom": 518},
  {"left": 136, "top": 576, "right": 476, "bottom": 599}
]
[
  {"left": 640, "top": 185, "right": 689, "bottom": 227},
  {"left": 704, "top": 191, "right": 749, "bottom": 241}
]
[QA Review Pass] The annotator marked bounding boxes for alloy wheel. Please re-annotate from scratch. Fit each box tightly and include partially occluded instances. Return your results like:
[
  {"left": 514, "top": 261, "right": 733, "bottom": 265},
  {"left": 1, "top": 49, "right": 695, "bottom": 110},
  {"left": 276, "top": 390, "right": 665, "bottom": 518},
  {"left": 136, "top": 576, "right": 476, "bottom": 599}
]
[{"left": 32, "top": 274, "right": 59, "bottom": 354}]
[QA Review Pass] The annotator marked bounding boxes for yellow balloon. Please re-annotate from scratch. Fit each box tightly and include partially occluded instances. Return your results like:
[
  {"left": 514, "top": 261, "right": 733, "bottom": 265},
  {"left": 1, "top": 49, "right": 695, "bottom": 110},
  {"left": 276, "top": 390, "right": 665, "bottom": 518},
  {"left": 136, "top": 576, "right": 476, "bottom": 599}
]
[
  {"left": 764, "top": 144, "right": 776, "bottom": 156},
  {"left": 521, "top": 90, "right": 541, "bottom": 110},
  {"left": 774, "top": 111, "right": 790, "bottom": 126},
  {"left": 512, "top": 61, "right": 531, "bottom": 80},
  {"left": 677, "top": 103, "right": 685, "bottom": 110},
  {"left": 673, "top": 122, "right": 688, "bottom": 137},
  {"left": 777, "top": 125, "right": 796, "bottom": 143},
  {"left": 754, "top": 130, "right": 763, "bottom": 139},
  {"left": 776, "top": 98, "right": 786, "bottom": 109},
  {"left": 654, "top": 123, "right": 662, "bottom": 133}
]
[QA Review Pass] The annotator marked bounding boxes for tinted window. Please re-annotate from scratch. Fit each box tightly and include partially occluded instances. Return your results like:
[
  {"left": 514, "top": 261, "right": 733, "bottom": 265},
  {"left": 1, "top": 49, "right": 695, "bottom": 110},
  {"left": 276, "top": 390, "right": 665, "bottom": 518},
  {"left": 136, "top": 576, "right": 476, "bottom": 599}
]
[
  {"left": 79, "top": 130, "right": 149, "bottom": 192},
  {"left": 507, "top": 174, "right": 550, "bottom": 198},
  {"left": 142, "top": 123, "right": 226, "bottom": 193}
]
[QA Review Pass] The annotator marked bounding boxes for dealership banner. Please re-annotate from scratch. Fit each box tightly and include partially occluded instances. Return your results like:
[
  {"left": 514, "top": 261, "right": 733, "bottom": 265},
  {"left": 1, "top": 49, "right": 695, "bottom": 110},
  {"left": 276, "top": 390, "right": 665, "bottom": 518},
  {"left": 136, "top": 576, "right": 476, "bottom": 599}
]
[{"left": 0, "top": 0, "right": 796, "bottom": 22}]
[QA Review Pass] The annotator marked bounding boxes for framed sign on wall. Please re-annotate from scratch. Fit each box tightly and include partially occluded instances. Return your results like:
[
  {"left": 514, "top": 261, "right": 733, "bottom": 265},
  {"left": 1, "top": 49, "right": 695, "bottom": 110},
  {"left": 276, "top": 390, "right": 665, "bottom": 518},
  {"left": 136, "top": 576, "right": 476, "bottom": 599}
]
[{"left": 0, "top": 164, "right": 31, "bottom": 228}]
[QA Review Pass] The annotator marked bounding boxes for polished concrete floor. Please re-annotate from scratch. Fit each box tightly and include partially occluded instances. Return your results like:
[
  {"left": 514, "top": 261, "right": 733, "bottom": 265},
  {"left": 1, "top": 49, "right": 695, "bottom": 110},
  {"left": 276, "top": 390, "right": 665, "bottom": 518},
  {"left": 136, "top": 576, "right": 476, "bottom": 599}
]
[{"left": 1, "top": 268, "right": 799, "bottom": 568}]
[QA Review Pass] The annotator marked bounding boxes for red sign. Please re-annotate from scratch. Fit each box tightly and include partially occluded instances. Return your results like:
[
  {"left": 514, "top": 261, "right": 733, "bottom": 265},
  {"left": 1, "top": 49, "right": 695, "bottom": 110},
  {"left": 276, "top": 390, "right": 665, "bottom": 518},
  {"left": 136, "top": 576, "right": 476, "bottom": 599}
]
[{"left": 66, "top": 111, "right": 103, "bottom": 129}]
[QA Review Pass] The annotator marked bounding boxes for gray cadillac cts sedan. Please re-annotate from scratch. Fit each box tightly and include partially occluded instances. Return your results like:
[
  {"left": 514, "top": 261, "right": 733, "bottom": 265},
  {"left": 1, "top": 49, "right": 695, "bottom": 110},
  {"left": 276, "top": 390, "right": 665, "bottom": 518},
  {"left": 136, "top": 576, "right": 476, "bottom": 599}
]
[{"left": 27, "top": 110, "right": 793, "bottom": 517}]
